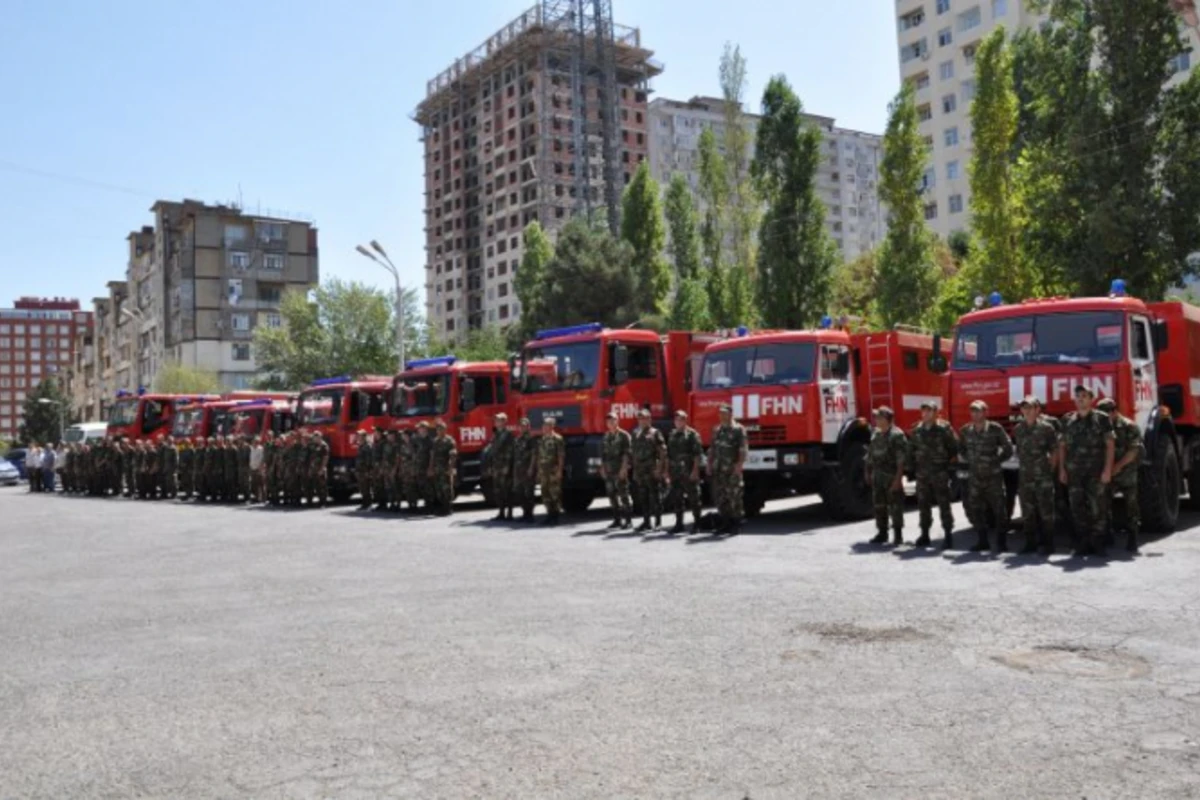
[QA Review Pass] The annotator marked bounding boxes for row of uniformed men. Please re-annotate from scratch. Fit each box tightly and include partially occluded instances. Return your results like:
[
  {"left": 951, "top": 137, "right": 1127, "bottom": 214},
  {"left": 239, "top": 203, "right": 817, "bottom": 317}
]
[{"left": 867, "top": 384, "right": 1142, "bottom": 558}]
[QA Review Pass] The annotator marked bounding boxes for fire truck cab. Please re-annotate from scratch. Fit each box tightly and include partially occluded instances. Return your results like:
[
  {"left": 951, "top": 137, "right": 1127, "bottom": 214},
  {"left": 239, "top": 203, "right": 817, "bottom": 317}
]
[
  {"left": 516, "top": 323, "right": 714, "bottom": 513},
  {"left": 171, "top": 392, "right": 294, "bottom": 444},
  {"left": 390, "top": 356, "right": 515, "bottom": 499},
  {"left": 295, "top": 375, "right": 392, "bottom": 502},
  {"left": 107, "top": 391, "right": 219, "bottom": 442},
  {"left": 943, "top": 286, "right": 1200, "bottom": 532},
  {"left": 227, "top": 398, "right": 297, "bottom": 441},
  {"left": 690, "top": 324, "right": 944, "bottom": 519}
]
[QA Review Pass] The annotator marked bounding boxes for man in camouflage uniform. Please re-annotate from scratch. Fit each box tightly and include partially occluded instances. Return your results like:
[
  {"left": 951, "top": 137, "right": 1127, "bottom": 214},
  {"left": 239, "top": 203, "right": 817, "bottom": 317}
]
[
  {"left": 867, "top": 407, "right": 908, "bottom": 545},
  {"left": 599, "top": 411, "right": 632, "bottom": 529},
  {"left": 536, "top": 416, "right": 566, "bottom": 524},
  {"left": 909, "top": 400, "right": 958, "bottom": 549},
  {"left": 666, "top": 409, "right": 704, "bottom": 535},
  {"left": 413, "top": 422, "right": 434, "bottom": 511},
  {"left": 486, "top": 413, "right": 515, "bottom": 521},
  {"left": 223, "top": 436, "right": 239, "bottom": 502},
  {"left": 428, "top": 420, "right": 457, "bottom": 516},
  {"left": 355, "top": 431, "right": 374, "bottom": 510},
  {"left": 160, "top": 437, "right": 179, "bottom": 499},
  {"left": 308, "top": 433, "right": 329, "bottom": 507},
  {"left": 1059, "top": 386, "right": 1115, "bottom": 557},
  {"left": 374, "top": 428, "right": 395, "bottom": 511},
  {"left": 707, "top": 403, "right": 747, "bottom": 536},
  {"left": 284, "top": 434, "right": 302, "bottom": 506},
  {"left": 397, "top": 428, "right": 417, "bottom": 512},
  {"left": 512, "top": 417, "right": 539, "bottom": 522},
  {"left": 1097, "top": 397, "right": 1143, "bottom": 554},
  {"left": 960, "top": 399, "right": 1015, "bottom": 554},
  {"left": 1013, "top": 396, "right": 1059, "bottom": 555},
  {"left": 178, "top": 438, "right": 194, "bottom": 500},
  {"left": 236, "top": 436, "right": 252, "bottom": 503},
  {"left": 122, "top": 439, "right": 136, "bottom": 498},
  {"left": 631, "top": 408, "right": 666, "bottom": 532},
  {"left": 263, "top": 432, "right": 278, "bottom": 505},
  {"left": 139, "top": 440, "right": 156, "bottom": 499}
]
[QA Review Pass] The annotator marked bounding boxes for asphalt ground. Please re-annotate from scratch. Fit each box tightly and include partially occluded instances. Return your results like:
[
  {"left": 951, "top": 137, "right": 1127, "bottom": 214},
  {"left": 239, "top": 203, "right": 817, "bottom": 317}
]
[{"left": 2, "top": 486, "right": 1199, "bottom": 799}]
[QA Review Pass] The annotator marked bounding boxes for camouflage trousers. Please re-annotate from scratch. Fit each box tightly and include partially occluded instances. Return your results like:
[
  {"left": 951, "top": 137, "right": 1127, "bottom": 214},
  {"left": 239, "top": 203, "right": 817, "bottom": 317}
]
[
  {"left": 1103, "top": 468, "right": 1140, "bottom": 536},
  {"left": 1068, "top": 475, "right": 1106, "bottom": 547},
  {"left": 124, "top": 467, "right": 136, "bottom": 496},
  {"left": 872, "top": 472, "right": 904, "bottom": 535},
  {"left": 357, "top": 465, "right": 373, "bottom": 506},
  {"left": 965, "top": 472, "right": 1007, "bottom": 534},
  {"left": 539, "top": 470, "right": 563, "bottom": 515},
  {"left": 179, "top": 469, "right": 193, "bottom": 499},
  {"left": 237, "top": 467, "right": 251, "bottom": 501},
  {"left": 603, "top": 474, "right": 631, "bottom": 518},
  {"left": 1018, "top": 473, "right": 1056, "bottom": 546},
  {"left": 492, "top": 466, "right": 513, "bottom": 509},
  {"left": 224, "top": 471, "right": 238, "bottom": 501},
  {"left": 666, "top": 475, "right": 702, "bottom": 522},
  {"left": 712, "top": 469, "right": 743, "bottom": 520},
  {"left": 161, "top": 471, "right": 177, "bottom": 498},
  {"left": 512, "top": 473, "right": 536, "bottom": 513},
  {"left": 266, "top": 467, "right": 279, "bottom": 503},
  {"left": 431, "top": 471, "right": 454, "bottom": 513},
  {"left": 374, "top": 467, "right": 390, "bottom": 506},
  {"left": 915, "top": 469, "right": 954, "bottom": 534},
  {"left": 309, "top": 470, "right": 326, "bottom": 504},
  {"left": 403, "top": 470, "right": 421, "bottom": 507},
  {"left": 632, "top": 469, "right": 661, "bottom": 519}
]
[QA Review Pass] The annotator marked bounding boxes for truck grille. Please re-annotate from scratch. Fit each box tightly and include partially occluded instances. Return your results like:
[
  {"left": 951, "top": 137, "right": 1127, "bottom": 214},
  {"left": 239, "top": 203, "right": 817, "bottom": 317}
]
[{"left": 749, "top": 425, "right": 787, "bottom": 445}]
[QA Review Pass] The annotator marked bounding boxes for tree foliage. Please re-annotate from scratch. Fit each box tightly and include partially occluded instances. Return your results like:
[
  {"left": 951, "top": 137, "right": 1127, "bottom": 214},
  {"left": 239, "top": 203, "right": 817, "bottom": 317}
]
[
  {"left": 720, "top": 43, "right": 760, "bottom": 282},
  {"left": 18, "top": 378, "right": 69, "bottom": 445},
  {"left": 876, "top": 82, "right": 938, "bottom": 328},
  {"left": 533, "top": 217, "right": 636, "bottom": 328},
  {"left": 514, "top": 220, "right": 554, "bottom": 338},
  {"left": 620, "top": 162, "right": 671, "bottom": 315},
  {"left": 664, "top": 174, "right": 702, "bottom": 280},
  {"left": 152, "top": 363, "right": 223, "bottom": 395},
  {"left": 751, "top": 75, "right": 838, "bottom": 328},
  {"left": 425, "top": 325, "right": 510, "bottom": 363},
  {"left": 668, "top": 277, "right": 712, "bottom": 331},
  {"left": 830, "top": 250, "right": 880, "bottom": 323}
]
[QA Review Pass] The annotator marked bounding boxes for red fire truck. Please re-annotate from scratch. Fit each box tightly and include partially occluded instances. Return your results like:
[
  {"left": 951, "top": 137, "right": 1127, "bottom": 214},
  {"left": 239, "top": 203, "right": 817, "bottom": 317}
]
[
  {"left": 689, "top": 322, "right": 945, "bottom": 519},
  {"left": 106, "top": 391, "right": 220, "bottom": 442},
  {"left": 295, "top": 374, "right": 392, "bottom": 502},
  {"left": 389, "top": 356, "right": 516, "bottom": 499},
  {"left": 516, "top": 323, "right": 716, "bottom": 513},
  {"left": 942, "top": 283, "right": 1200, "bottom": 532},
  {"left": 171, "top": 392, "right": 294, "bottom": 443},
  {"left": 226, "top": 398, "right": 298, "bottom": 441}
]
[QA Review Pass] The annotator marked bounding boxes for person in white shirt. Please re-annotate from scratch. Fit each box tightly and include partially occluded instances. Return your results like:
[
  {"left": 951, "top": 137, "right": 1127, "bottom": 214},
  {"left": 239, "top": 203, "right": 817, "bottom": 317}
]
[
  {"left": 26, "top": 445, "right": 42, "bottom": 492},
  {"left": 249, "top": 441, "right": 265, "bottom": 503}
]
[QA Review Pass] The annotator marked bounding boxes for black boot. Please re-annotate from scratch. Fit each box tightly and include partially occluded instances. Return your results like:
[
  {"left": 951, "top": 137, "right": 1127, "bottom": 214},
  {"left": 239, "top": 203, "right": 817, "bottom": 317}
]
[
  {"left": 994, "top": 531, "right": 1008, "bottom": 555},
  {"left": 607, "top": 517, "right": 623, "bottom": 530},
  {"left": 1126, "top": 529, "right": 1139, "bottom": 555},
  {"left": 621, "top": 515, "right": 633, "bottom": 529},
  {"left": 727, "top": 518, "right": 741, "bottom": 536},
  {"left": 690, "top": 516, "right": 699, "bottom": 535},
  {"left": 914, "top": 530, "right": 931, "bottom": 548},
  {"left": 655, "top": 514, "right": 662, "bottom": 528},
  {"left": 941, "top": 531, "right": 954, "bottom": 551},
  {"left": 493, "top": 509, "right": 506, "bottom": 521},
  {"left": 1019, "top": 529, "right": 1039, "bottom": 554},
  {"left": 547, "top": 513, "right": 560, "bottom": 525},
  {"left": 869, "top": 531, "right": 888, "bottom": 545},
  {"left": 892, "top": 530, "right": 904, "bottom": 546},
  {"left": 670, "top": 514, "right": 685, "bottom": 535},
  {"left": 970, "top": 532, "right": 990, "bottom": 552},
  {"left": 635, "top": 517, "right": 652, "bottom": 533}
]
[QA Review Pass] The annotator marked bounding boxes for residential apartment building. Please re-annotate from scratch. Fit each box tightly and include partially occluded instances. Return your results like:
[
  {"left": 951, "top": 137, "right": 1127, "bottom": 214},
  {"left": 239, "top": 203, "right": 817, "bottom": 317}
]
[
  {"left": 415, "top": 2, "right": 660, "bottom": 340},
  {"left": 0, "top": 297, "right": 93, "bottom": 441},
  {"left": 895, "top": 0, "right": 1199, "bottom": 239},
  {"left": 648, "top": 96, "right": 887, "bottom": 263}
]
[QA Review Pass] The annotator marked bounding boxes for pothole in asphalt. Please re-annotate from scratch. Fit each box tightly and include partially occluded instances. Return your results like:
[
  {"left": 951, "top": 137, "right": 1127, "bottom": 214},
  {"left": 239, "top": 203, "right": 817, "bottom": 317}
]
[
  {"left": 993, "top": 644, "right": 1151, "bottom": 680},
  {"left": 795, "top": 622, "right": 933, "bottom": 644}
]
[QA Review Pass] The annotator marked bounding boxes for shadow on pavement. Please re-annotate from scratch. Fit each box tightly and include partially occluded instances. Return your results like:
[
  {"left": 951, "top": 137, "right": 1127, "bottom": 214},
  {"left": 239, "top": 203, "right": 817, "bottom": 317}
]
[{"left": 893, "top": 546, "right": 945, "bottom": 561}]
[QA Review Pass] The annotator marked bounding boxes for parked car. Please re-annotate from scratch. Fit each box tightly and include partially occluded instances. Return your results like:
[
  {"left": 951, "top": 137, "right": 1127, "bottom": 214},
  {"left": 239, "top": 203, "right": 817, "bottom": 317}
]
[
  {"left": 64, "top": 423, "right": 108, "bottom": 444},
  {"left": 4, "top": 448, "right": 26, "bottom": 480},
  {"left": 0, "top": 458, "right": 19, "bottom": 486}
]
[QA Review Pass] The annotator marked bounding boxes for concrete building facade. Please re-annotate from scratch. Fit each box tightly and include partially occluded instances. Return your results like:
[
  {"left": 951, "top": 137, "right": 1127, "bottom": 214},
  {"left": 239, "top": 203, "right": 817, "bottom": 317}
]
[
  {"left": 0, "top": 297, "right": 92, "bottom": 441},
  {"left": 648, "top": 96, "right": 886, "bottom": 263},
  {"left": 895, "top": 0, "right": 1198, "bottom": 239},
  {"left": 416, "top": 2, "right": 661, "bottom": 340}
]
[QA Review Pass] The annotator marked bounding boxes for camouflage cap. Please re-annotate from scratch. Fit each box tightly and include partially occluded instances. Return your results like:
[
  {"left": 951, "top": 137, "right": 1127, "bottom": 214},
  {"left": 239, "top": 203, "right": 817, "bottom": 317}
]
[
  {"left": 718, "top": 403, "right": 733, "bottom": 413},
  {"left": 1074, "top": 384, "right": 1095, "bottom": 396},
  {"left": 969, "top": 399, "right": 988, "bottom": 412},
  {"left": 637, "top": 408, "right": 652, "bottom": 418},
  {"left": 1096, "top": 398, "right": 1117, "bottom": 412},
  {"left": 873, "top": 406, "right": 895, "bottom": 420},
  {"left": 919, "top": 399, "right": 939, "bottom": 411},
  {"left": 519, "top": 416, "right": 531, "bottom": 425},
  {"left": 1019, "top": 395, "right": 1042, "bottom": 408},
  {"left": 495, "top": 412, "right": 508, "bottom": 421},
  {"left": 605, "top": 411, "right": 618, "bottom": 420},
  {"left": 435, "top": 419, "right": 447, "bottom": 429},
  {"left": 675, "top": 409, "right": 688, "bottom": 419},
  {"left": 416, "top": 421, "right": 430, "bottom": 429}
]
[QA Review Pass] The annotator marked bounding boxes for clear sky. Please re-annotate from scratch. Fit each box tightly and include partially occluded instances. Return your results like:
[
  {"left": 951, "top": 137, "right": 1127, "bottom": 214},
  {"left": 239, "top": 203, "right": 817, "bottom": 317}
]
[{"left": 0, "top": 0, "right": 899, "bottom": 312}]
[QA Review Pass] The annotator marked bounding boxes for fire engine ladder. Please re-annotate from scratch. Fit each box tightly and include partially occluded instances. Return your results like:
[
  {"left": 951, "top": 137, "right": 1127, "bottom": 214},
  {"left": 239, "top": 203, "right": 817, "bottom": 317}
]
[{"left": 865, "top": 335, "right": 894, "bottom": 412}]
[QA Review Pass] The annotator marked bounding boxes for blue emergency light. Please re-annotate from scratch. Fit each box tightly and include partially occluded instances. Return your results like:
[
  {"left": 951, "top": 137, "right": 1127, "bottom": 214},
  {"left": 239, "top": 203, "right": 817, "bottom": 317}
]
[
  {"left": 115, "top": 389, "right": 130, "bottom": 398},
  {"left": 1111, "top": 278, "right": 1127, "bottom": 297},
  {"left": 137, "top": 385, "right": 146, "bottom": 396},
  {"left": 819, "top": 315, "right": 833, "bottom": 329},
  {"left": 405, "top": 355, "right": 458, "bottom": 370},
  {"left": 534, "top": 322, "right": 603, "bottom": 340},
  {"left": 233, "top": 398, "right": 273, "bottom": 407},
  {"left": 736, "top": 326, "right": 749, "bottom": 337},
  {"left": 309, "top": 374, "right": 352, "bottom": 387},
  {"left": 988, "top": 291, "right": 1003, "bottom": 307}
]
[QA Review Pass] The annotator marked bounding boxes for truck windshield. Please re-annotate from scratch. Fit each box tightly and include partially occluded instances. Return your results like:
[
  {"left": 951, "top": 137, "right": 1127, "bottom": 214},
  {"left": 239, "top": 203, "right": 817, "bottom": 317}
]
[
  {"left": 298, "top": 388, "right": 343, "bottom": 425},
  {"left": 172, "top": 407, "right": 204, "bottom": 438},
  {"left": 109, "top": 399, "right": 139, "bottom": 426},
  {"left": 521, "top": 341, "right": 601, "bottom": 393},
  {"left": 700, "top": 343, "right": 816, "bottom": 388},
  {"left": 229, "top": 408, "right": 266, "bottom": 437},
  {"left": 953, "top": 312, "right": 1124, "bottom": 370},
  {"left": 393, "top": 374, "right": 450, "bottom": 417}
]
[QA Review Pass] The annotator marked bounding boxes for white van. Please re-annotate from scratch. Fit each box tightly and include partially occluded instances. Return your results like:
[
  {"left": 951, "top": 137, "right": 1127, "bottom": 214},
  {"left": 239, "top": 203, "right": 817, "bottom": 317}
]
[{"left": 64, "top": 422, "right": 109, "bottom": 444}]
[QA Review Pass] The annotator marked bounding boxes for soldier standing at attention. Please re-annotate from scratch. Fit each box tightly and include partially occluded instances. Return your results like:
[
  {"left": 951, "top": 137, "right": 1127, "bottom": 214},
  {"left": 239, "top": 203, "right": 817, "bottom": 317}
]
[
  {"left": 867, "top": 407, "right": 908, "bottom": 546},
  {"left": 428, "top": 420, "right": 457, "bottom": 516},
  {"left": 387, "top": 429, "right": 404, "bottom": 512},
  {"left": 223, "top": 435, "right": 239, "bottom": 502},
  {"left": 123, "top": 439, "right": 137, "bottom": 498},
  {"left": 666, "top": 410, "right": 704, "bottom": 535},
  {"left": 192, "top": 439, "right": 206, "bottom": 501},
  {"left": 249, "top": 436, "right": 265, "bottom": 503},
  {"left": 631, "top": 409, "right": 667, "bottom": 532},
  {"left": 356, "top": 431, "right": 374, "bottom": 510},
  {"left": 263, "top": 431, "right": 277, "bottom": 505},
  {"left": 1013, "top": 396, "right": 1060, "bottom": 556},
  {"left": 707, "top": 403, "right": 747, "bottom": 536},
  {"left": 512, "top": 417, "right": 539, "bottom": 522},
  {"left": 414, "top": 422, "right": 434, "bottom": 511},
  {"left": 398, "top": 428, "right": 417, "bottom": 512},
  {"left": 536, "top": 416, "right": 566, "bottom": 524},
  {"left": 909, "top": 400, "right": 958, "bottom": 549},
  {"left": 178, "top": 437, "right": 193, "bottom": 500},
  {"left": 1096, "top": 397, "right": 1143, "bottom": 554},
  {"left": 372, "top": 428, "right": 390, "bottom": 511},
  {"left": 960, "top": 399, "right": 1014, "bottom": 554},
  {"left": 236, "top": 436, "right": 252, "bottom": 503},
  {"left": 161, "top": 436, "right": 179, "bottom": 499},
  {"left": 599, "top": 411, "right": 633, "bottom": 530},
  {"left": 487, "top": 413, "right": 515, "bottom": 521},
  {"left": 1059, "top": 386, "right": 1115, "bottom": 557},
  {"left": 310, "top": 433, "right": 330, "bottom": 507}
]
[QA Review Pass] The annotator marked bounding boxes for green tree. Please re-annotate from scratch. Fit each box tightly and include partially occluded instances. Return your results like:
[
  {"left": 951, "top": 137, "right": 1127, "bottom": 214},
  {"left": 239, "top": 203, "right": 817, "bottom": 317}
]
[
  {"left": 152, "top": 363, "right": 223, "bottom": 394},
  {"left": 514, "top": 220, "right": 554, "bottom": 337},
  {"left": 668, "top": 277, "right": 713, "bottom": 330},
  {"left": 424, "top": 325, "right": 510, "bottom": 363},
  {"left": 253, "top": 279, "right": 404, "bottom": 389},
  {"left": 876, "top": 82, "right": 937, "bottom": 328},
  {"left": 830, "top": 249, "right": 879, "bottom": 323},
  {"left": 18, "top": 378, "right": 69, "bottom": 444},
  {"left": 752, "top": 75, "right": 839, "bottom": 328},
  {"left": 664, "top": 174, "right": 702, "bottom": 280},
  {"left": 620, "top": 162, "right": 671, "bottom": 314},
  {"left": 535, "top": 217, "right": 636, "bottom": 328}
]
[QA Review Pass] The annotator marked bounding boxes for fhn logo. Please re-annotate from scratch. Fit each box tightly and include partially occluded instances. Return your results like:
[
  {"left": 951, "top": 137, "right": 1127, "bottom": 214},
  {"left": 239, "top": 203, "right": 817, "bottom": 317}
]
[
  {"left": 732, "top": 393, "right": 803, "bottom": 419},
  {"left": 610, "top": 403, "right": 642, "bottom": 420},
  {"left": 1007, "top": 375, "right": 1115, "bottom": 405},
  {"left": 459, "top": 426, "right": 489, "bottom": 444}
]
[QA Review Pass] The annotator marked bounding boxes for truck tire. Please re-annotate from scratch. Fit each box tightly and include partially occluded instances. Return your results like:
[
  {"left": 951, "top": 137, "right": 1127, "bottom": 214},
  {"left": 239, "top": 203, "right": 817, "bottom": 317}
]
[
  {"left": 563, "top": 487, "right": 595, "bottom": 514},
  {"left": 743, "top": 476, "right": 769, "bottom": 518},
  {"left": 330, "top": 486, "right": 353, "bottom": 505},
  {"left": 819, "top": 441, "right": 871, "bottom": 521},
  {"left": 480, "top": 477, "right": 496, "bottom": 508},
  {"left": 1140, "top": 435, "right": 1181, "bottom": 533}
]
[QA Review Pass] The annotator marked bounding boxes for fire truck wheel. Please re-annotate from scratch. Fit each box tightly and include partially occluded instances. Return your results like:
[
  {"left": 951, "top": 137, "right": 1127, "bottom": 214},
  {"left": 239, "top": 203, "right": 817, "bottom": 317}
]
[
  {"left": 563, "top": 487, "right": 595, "bottom": 514},
  {"left": 1140, "top": 435, "right": 1181, "bottom": 533},
  {"left": 330, "top": 487, "right": 352, "bottom": 505},
  {"left": 819, "top": 441, "right": 871, "bottom": 521}
]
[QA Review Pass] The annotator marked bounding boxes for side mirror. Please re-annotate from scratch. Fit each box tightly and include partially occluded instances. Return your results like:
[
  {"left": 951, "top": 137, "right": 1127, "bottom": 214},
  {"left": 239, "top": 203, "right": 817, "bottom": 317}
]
[
  {"left": 613, "top": 345, "right": 630, "bottom": 385},
  {"left": 461, "top": 377, "right": 477, "bottom": 411},
  {"left": 929, "top": 333, "right": 948, "bottom": 374},
  {"left": 833, "top": 352, "right": 851, "bottom": 379},
  {"left": 1152, "top": 320, "right": 1169, "bottom": 353}
]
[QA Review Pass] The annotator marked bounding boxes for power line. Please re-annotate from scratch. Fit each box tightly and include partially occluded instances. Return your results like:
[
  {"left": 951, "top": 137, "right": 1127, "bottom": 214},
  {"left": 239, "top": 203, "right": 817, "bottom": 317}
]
[{"left": 0, "top": 159, "right": 155, "bottom": 199}]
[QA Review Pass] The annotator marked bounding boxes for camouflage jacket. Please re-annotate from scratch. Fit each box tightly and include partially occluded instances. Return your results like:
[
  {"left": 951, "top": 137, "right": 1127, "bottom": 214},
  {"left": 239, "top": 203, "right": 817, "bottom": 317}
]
[
  {"left": 487, "top": 428, "right": 515, "bottom": 477},
  {"left": 868, "top": 427, "right": 908, "bottom": 476},
  {"left": 1013, "top": 417, "right": 1058, "bottom": 480},
  {"left": 958, "top": 421, "right": 1013, "bottom": 477},
  {"left": 631, "top": 426, "right": 666, "bottom": 476},
  {"left": 1111, "top": 413, "right": 1144, "bottom": 478},
  {"left": 908, "top": 420, "right": 957, "bottom": 474},
  {"left": 357, "top": 440, "right": 374, "bottom": 470},
  {"left": 601, "top": 428, "right": 631, "bottom": 475},
  {"left": 1062, "top": 410, "right": 1113, "bottom": 477},
  {"left": 514, "top": 432, "right": 539, "bottom": 479},
  {"left": 667, "top": 426, "right": 703, "bottom": 479},
  {"left": 709, "top": 422, "right": 747, "bottom": 474},
  {"left": 537, "top": 432, "right": 565, "bottom": 476},
  {"left": 430, "top": 434, "right": 457, "bottom": 473}
]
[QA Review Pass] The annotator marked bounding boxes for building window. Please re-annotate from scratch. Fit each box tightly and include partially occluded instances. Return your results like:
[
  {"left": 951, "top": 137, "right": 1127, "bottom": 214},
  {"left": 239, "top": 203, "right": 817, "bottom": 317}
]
[
  {"left": 228, "top": 279, "right": 244, "bottom": 304},
  {"left": 224, "top": 224, "right": 248, "bottom": 246},
  {"left": 0, "top": 325, "right": 7, "bottom": 334},
  {"left": 947, "top": 160, "right": 961, "bottom": 180},
  {"left": 258, "top": 284, "right": 282, "bottom": 304},
  {"left": 265, "top": 313, "right": 282, "bottom": 329},
  {"left": 991, "top": 0, "right": 1007, "bottom": 18},
  {"left": 263, "top": 253, "right": 285, "bottom": 270},
  {"left": 957, "top": 6, "right": 982, "bottom": 32},
  {"left": 938, "top": 27, "right": 952, "bottom": 47},
  {"left": 937, "top": 0, "right": 950, "bottom": 13},
  {"left": 59, "top": 338, "right": 69, "bottom": 349},
  {"left": 914, "top": 73, "right": 931, "bottom": 91},
  {"left": 1170, "top": 50, "right": 1192, "bottom": 75},
  {"left": 944, "top": 126, "right": 960, "bottom": 147},
  {"left": 255, "top": 221, "right": 286, "bottom": 243},
  {"left": 964, "top": 43, "right": 978, "bottom": 65},
  {"left": 942, "top": 94, "right": 957, "bottom": 114},
  {"left": 939, "top": 60, "right": 954, "bottom": 81},
  {"left": 922, "top": 168, "right": 936, "bottom": 191},
  {"left": 949, "top": 194, "right": 965, "bottom": 214},
  {"left": 899, "top": 9, "right": 924, "bottom": 30},
  {"left": 228, "top": 250, "right": 250, "bottom": 270},
  {"left": 232, "top": 343, "right": 251, "bottom": 361},
  {"left": 961, "top": 79, "right": 977, "bottom": 103},
  {"left": 924, "top": 202, "right": 939, "bottom": 220},
  {"left": 900, "top": 39, "right": 928, "bottom": 63},
  {"left": 231, "top": 313, "right": 251, "bottom": 331}
]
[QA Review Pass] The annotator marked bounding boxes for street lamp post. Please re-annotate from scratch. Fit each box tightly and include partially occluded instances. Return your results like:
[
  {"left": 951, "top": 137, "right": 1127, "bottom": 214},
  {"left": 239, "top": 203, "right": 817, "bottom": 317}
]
[
  {"left": 37, "top": 398, "right": 65, "bottom": 443},
  {"left": 356, "top": 241, "right": 406, "bottom": 370}
]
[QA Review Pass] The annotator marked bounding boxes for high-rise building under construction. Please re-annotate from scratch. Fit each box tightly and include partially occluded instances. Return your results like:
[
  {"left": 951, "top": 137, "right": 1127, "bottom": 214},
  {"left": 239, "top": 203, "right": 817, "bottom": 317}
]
[{"left": 416, "top": 1, "right": 661, "bottom": 339}]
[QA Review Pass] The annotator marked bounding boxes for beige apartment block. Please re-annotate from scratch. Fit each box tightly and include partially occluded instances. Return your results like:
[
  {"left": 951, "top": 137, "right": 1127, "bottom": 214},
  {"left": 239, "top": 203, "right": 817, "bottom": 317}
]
[
  {"left": 648, "top": 96, "right": 887, "bottom": 263},
  {"left": 895, "top": 0, "right": 1197, "bottom": 239}
]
